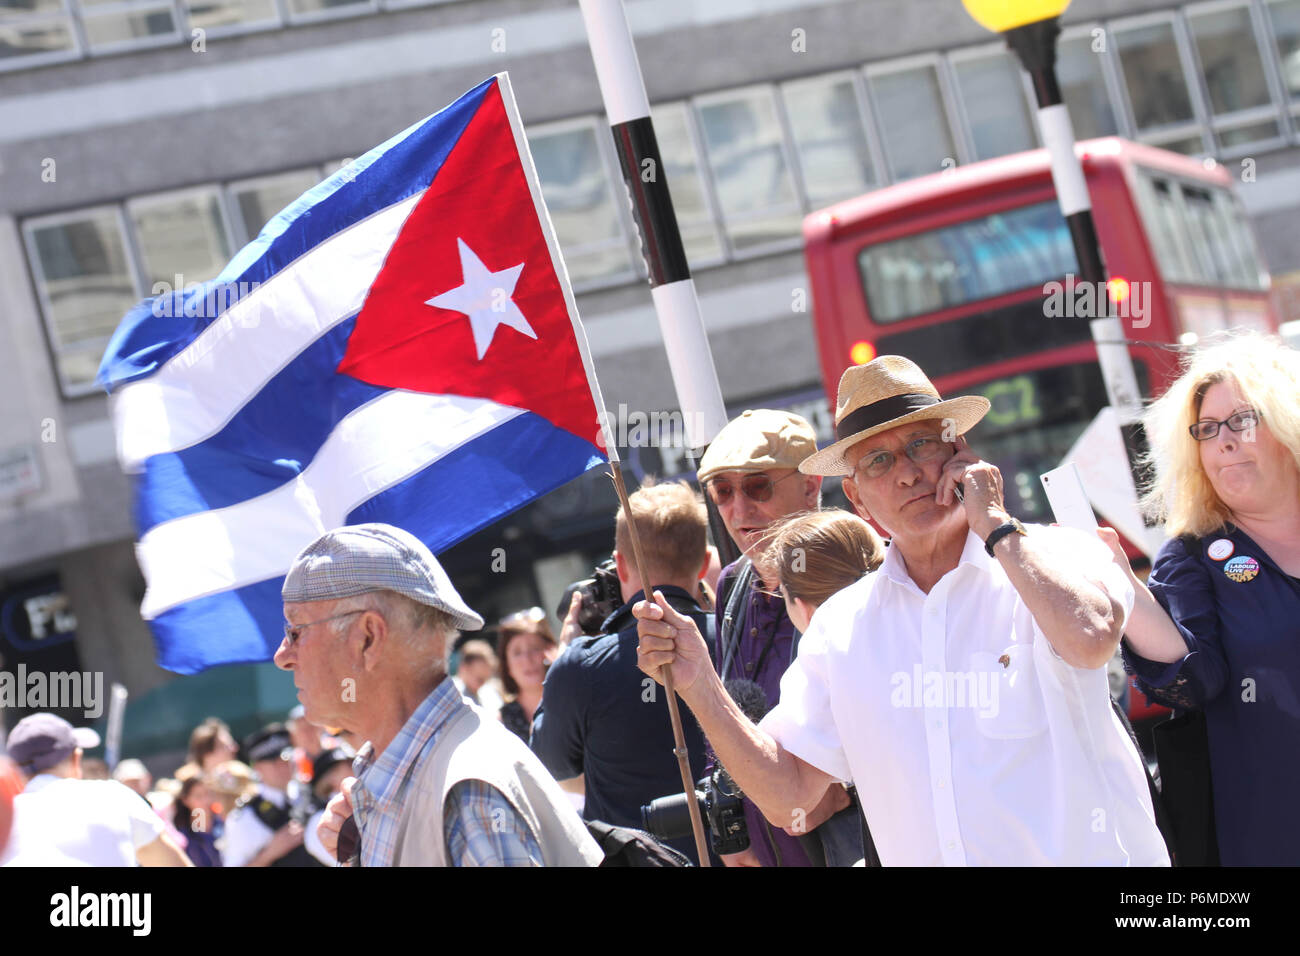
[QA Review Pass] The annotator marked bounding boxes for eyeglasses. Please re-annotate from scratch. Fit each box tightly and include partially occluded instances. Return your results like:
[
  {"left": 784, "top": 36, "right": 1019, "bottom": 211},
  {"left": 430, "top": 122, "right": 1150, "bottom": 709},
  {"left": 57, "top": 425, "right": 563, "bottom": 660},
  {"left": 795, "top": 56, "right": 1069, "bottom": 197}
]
[
  {"left": 1189, "top": 409, "right": 1259, "bottom": 441},
  {"left": 283, "top": 609, "right": 367, "bottom": 646},
  {"left": 707, "top": 471, "right": 800, "bottom": 506},
  {"left": 850, "top": 435, "right": 949, "bottom": 480}
]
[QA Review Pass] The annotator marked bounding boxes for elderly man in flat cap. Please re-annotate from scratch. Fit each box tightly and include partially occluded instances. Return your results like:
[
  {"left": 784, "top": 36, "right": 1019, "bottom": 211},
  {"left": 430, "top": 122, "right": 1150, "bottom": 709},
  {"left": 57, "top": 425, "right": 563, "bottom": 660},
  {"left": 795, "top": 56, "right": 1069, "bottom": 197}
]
[
  {"left": 275, "top": 523, "right": 601, "bottom": 867},
  {"left": 638, "top": 356, "right": 1169, "bottom": 866},
  {"left": 695, "top": 408, "right": 861, "bottom": 867}
]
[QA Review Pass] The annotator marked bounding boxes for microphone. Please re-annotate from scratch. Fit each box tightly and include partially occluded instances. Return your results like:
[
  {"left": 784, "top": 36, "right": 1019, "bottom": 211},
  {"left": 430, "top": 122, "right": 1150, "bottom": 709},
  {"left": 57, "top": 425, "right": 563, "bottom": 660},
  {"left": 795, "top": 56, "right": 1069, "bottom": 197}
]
[{"left": 724, "top": 678, "right": 770, "bottom": 725}]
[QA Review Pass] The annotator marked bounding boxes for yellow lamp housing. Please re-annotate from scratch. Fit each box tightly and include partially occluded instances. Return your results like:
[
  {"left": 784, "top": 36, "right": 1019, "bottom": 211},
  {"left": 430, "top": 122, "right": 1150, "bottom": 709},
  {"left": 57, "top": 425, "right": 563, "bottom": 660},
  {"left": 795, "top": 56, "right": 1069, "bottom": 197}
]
[{"left": 960, "top": 0, "right": 1070, "bottom": 34}]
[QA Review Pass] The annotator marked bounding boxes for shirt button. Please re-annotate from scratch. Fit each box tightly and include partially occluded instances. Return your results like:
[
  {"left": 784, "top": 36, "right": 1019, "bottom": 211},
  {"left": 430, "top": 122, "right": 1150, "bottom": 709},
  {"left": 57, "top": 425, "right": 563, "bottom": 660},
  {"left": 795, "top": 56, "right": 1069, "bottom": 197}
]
[
  {"left": 947, "top": 841, "right": 956, "bottom": 850},
  {"left": 937, "top": 780, "right": 946, "bottom": 789},
  {"left": 750, "top": 627, "right": 758, "bottom": 636},
  {"left": 745, "top": 662, "right": 755, "bottom": 674}
]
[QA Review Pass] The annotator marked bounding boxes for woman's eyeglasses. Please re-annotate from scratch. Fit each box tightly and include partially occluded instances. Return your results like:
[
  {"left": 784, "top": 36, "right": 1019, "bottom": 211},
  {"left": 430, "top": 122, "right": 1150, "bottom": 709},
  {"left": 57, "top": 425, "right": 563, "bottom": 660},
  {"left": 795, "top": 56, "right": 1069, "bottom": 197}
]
[
  {"left": 707, "top": 471, "right": 799, "bottom": 506},
  {"left": 1189, "top": 409, "right": 1259, "bottom": 441}
]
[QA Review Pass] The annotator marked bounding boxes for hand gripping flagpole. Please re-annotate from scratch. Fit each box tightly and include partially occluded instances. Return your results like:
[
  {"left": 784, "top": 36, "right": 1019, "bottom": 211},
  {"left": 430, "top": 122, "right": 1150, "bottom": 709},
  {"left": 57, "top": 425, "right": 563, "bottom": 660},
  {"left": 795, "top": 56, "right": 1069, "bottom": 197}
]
[
  {"left": 579, "top": 0, "right": 739, "bottom": 571},
  {"left": 497, "top": 71, "right": 712, "bottom": 866}
]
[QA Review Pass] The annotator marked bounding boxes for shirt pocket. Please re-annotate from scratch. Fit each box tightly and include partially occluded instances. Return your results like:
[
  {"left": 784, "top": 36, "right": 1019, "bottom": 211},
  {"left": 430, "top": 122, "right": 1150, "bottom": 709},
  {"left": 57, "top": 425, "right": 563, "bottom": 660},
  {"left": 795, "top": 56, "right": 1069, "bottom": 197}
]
[{"left": 970, "top": 645, "right": 1048, "bottom": 739}]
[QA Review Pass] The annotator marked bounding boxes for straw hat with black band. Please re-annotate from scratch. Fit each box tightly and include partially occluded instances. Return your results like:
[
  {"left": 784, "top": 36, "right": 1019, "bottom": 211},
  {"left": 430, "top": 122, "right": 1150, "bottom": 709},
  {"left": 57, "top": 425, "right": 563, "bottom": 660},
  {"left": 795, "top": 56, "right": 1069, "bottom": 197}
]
[{"left": 799, "top": 356, "right": 991, "bottom": 478}]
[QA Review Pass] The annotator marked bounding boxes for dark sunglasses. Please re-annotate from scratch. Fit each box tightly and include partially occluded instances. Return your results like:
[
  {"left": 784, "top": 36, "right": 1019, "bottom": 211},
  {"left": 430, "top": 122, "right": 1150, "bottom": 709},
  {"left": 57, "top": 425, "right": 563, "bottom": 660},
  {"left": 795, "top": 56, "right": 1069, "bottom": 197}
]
[{"left": 707, "top": 471, "right": 799, "bottom": 506}]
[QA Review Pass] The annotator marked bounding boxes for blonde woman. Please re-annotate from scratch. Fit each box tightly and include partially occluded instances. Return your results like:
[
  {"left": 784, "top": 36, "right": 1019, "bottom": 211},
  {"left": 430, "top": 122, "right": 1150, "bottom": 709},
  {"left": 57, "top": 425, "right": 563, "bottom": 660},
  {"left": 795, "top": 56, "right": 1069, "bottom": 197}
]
[{"left": 1110, "top": 331, "right": 1300, "bottom": 866}]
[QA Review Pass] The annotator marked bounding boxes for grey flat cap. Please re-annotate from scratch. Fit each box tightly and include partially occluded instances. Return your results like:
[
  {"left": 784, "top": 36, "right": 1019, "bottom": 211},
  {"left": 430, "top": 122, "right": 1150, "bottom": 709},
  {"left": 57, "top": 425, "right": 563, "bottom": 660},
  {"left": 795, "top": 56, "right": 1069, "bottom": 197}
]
[{"left": 282, "top": 523, "right": 484, "bottom": 631}]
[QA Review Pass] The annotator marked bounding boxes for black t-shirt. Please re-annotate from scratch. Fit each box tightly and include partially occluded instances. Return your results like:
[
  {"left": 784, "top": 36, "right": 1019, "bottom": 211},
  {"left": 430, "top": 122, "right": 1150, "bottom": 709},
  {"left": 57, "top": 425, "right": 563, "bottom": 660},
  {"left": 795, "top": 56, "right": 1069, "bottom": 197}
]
[{"left": 530, "top": 585, "right": 716, "bottom": 865}]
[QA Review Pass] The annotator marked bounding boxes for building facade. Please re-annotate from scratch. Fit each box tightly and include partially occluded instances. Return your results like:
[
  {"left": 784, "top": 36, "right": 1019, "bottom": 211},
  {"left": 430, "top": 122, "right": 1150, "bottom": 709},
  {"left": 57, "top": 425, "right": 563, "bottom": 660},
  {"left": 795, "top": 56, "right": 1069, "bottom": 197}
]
[{"left": 2, "top": 0, "right": 1299, "bottom": 756}]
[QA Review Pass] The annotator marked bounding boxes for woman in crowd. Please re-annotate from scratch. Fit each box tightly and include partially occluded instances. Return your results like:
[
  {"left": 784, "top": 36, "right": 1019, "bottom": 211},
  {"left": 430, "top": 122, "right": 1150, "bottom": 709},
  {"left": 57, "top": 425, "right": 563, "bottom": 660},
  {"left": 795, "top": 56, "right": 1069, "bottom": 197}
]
[
  {"left": 762, "top": 509, "right": 885, "bottom": 635},
  {"left": 172, "top": 763, "right": 223, "bottom": 867},
  {"left": 746, "top": 509, "right": 884, "bottom": 867},
  {"left": 1111, "top": 331, "right": 1300, "bottom": 866},
  {"left": 188, "top": 717, "right": 239, "bottom": 773},
  {"left": 496, "top": 607, "right": 559, "bottom": 742}
]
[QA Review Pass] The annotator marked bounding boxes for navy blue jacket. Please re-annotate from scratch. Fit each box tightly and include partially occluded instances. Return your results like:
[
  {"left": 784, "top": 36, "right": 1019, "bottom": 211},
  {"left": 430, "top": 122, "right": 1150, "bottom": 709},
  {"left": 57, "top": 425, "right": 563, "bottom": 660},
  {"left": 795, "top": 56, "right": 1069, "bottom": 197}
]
[
  {"left": 1123, "top": 527, "right": 1300, "bottom": 865},
  {"left": 531, "top": 585, "right": 716, "bottom": 864}
]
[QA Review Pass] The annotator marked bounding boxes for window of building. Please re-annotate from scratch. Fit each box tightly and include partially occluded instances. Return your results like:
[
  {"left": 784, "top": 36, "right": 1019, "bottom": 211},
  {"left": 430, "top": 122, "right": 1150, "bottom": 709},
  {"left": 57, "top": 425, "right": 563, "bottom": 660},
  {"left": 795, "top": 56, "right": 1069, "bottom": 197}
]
[
  {"left": 780, "top": 72, "right": 879, "bottom": 206},
  {"left": 694, "top": 85, "right": 803, "bottom": 254},
  {"left": 284, "top": 0, "right": 374, "bottom": 22},
  {"left": 1264, "top": 0, "right": 1300, "bottom": 103},
  {"left": 865, "top": 59, "right": 960, "bottom": 182},
  {"left": 75, "top": 0, "right": 179, "bottom": 51},
  {"left": 183, "top": 0, "right": 279, "bottom": 35},
  {"left": 0, "top": 0, "right": 79, "bottom": 68},
  {"left": 1187, "top": 2, "right": 1283, "bottom": 150},
  {"left": 127, "top": 187, "right": 234, "bottom": 290},
  {"left": 950, "top": 47, "right": 1037, "bottom": 161},
  {"left": 1057, "top": 27, "right": 1121, "bottom": 139},
  {"left": 528, "top": 119, "right": 634, "bottom": 287},
  {"left": 1113, "top": 17, "right": 1198, "bottom": 135},
  {"left": 648, "top": 101, "right": 725, "bottom": 267},
  {"left": 24, "top": 208, "right": 141, "bottom": 395},
  {"left": 228, "top": 168, "right": 325, "bottom": 245}
]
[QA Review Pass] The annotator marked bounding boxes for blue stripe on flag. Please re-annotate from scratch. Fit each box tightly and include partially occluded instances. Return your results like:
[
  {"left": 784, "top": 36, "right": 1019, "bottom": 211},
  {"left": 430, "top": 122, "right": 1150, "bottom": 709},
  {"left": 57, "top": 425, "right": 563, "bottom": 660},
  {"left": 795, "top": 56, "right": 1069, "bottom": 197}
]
[
  {"left": 150, "top": 577, "right": 287, "bottom": 675},
  {"left": 98, "top": 76, "right": 495, "bottom": 392},
  {"left": 133, "top": 318, "right": 388, "bottom": 533},
  {"left": 346, "top": 412, "right": 607, "bottom": 551},
  {"left": 148, "top": 413, "right": 604, "bottom": 674}
]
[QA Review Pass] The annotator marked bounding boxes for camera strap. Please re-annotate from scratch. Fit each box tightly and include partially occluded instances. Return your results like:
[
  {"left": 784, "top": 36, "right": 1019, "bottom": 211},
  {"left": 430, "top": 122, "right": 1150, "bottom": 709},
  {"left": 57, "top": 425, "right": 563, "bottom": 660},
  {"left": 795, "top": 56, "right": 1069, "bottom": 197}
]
[{"left": 719, "top": 559, "right": 754, "bottom": 682}]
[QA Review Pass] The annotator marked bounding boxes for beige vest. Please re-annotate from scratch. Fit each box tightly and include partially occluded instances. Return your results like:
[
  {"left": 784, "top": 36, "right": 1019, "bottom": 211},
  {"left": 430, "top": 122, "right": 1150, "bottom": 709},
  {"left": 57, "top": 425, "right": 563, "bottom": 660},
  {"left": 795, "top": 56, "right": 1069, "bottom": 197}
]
[{"left": 390, "top": 699, "right": 603, "bottom": 867}]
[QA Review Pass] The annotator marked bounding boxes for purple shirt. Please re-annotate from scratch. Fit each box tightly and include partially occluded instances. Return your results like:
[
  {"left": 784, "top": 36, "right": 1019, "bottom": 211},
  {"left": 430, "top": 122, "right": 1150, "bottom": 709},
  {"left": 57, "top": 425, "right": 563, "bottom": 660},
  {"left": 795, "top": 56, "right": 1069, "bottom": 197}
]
[{"left": 713, "top": 560, "right": 812, "bottom": 867}]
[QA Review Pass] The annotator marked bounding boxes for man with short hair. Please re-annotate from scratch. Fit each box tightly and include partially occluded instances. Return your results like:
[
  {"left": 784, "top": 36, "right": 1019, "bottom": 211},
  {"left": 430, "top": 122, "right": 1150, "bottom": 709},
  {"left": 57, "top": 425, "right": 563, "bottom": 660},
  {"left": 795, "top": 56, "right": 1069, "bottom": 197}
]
[
  {"left": 531, "top": 480, "right": 715, "bottom": 864},
  {"left": 636, "top": 356, "right": 1170, "bottom": 866},
  {"left": 453, "top": 638, "right": 503, "bottom": 714},
  {"left": 222, "top": 723, "right": 320, "bottom": 867},
  {"left": 695, "top": 408, "right": 859, "bottom": 867},
  {"left": 0, "top": 713, "right": 191, "bottom": 867},
  {"left": 276, "top": 523, "right": 601, "bottom": 867}
]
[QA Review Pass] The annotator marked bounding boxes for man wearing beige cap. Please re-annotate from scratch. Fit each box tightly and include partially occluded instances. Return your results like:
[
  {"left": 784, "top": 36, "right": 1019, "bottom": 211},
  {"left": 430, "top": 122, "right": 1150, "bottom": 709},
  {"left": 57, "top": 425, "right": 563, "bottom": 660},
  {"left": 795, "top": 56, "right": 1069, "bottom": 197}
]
[
  {"left": 639, "top": 357, "right": 1168, "bottom": 866},
  {"left": 274, "top": 522, "right": 601, "bottom": 867},
  {"left": 695, "top": 409, "right": 860, "bottom": 867}
]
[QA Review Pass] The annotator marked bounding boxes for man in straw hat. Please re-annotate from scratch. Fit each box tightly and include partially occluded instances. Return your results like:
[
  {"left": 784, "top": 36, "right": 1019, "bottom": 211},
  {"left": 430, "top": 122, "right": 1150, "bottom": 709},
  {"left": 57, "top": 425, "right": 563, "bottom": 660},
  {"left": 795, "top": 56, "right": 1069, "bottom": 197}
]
[
  {"left": 275, "top": 522, "right": 601, "bottom": 866},
  {"left": 637, "top": 356, "right": 1168, "bottom": 865}
]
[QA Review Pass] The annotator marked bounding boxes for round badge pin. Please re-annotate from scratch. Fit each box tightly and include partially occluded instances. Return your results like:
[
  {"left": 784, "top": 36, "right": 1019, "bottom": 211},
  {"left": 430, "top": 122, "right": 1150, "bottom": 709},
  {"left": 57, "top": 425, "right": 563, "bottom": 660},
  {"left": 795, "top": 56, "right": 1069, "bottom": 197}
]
[
  {"left": 1207, "top": 538, "right": 1234, "bottom": 561},
  {"left": 1223, "top": 555, "right": 1260, "bottom": 583}
]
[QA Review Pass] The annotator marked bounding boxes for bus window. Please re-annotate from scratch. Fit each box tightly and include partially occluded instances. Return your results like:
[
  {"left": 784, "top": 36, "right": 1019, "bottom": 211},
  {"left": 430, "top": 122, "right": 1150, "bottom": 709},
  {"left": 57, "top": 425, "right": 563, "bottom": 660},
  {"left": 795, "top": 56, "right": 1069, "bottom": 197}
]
[
  {"left": 856, "top": 200, "right": 1077, "bottom": 323},
  {"left": 1183, "top": 185, "right": 1240, "bottom": 286},
  {"left": 1134, "top": 174, "right": 1195, "bottom": 284},
  {"left": 1215, "top": 189, "right": 1269, "bottom": 290}
]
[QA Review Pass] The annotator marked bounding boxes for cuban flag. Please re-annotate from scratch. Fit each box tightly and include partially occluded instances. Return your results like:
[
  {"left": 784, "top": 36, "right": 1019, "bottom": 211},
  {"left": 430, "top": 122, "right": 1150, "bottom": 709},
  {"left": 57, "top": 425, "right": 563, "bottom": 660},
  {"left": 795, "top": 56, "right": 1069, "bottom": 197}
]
[{"left": 99, "top": 74, "right": 611, "bottom": 674}]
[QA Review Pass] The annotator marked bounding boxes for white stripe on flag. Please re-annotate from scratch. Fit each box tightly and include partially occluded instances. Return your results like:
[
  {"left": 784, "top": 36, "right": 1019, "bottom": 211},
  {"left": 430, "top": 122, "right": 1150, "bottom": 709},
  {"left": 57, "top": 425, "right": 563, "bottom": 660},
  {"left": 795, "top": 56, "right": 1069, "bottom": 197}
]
[
  {"left": 136, "top": 390, "right": 523, "bottom": 619},
  {"left": 113, "top": 191, "right": 425, "bottom": 473}
]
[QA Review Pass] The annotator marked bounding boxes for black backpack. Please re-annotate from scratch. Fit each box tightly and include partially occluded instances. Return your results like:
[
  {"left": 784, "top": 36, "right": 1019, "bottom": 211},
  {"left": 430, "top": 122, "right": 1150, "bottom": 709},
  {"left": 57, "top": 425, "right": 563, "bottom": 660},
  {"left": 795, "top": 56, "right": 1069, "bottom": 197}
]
[{"left": 587, "top": 820, "right": 692, "bottom": 867}]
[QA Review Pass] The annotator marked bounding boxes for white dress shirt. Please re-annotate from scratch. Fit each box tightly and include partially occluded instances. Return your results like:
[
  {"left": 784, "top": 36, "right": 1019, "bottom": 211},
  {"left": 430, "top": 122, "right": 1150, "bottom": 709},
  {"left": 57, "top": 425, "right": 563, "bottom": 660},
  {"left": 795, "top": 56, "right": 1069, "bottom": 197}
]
[
  {"left": 1, "top": 774, "right": 164, "bottom": 866},
  {"left": 760, "top": 525, "right": 1169, "bottom": 867}
]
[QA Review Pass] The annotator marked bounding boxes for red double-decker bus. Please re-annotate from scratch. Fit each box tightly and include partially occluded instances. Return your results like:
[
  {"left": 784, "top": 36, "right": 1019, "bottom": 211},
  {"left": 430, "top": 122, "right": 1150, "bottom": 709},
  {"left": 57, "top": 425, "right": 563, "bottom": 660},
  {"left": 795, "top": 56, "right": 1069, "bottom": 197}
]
[{"left": 803, "top": 138, "right": 1278, "bottom": 723}]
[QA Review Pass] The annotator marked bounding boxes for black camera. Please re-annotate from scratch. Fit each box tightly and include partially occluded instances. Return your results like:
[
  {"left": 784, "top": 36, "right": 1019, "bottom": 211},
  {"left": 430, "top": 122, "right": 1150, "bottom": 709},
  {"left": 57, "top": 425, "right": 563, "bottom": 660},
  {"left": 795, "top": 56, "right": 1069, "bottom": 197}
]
[
  {"left": 555, "top": 556, "right": 622, "bottom": 636},
  {"left": 640, "top": 765, "right": 748, "bottom": 856}
]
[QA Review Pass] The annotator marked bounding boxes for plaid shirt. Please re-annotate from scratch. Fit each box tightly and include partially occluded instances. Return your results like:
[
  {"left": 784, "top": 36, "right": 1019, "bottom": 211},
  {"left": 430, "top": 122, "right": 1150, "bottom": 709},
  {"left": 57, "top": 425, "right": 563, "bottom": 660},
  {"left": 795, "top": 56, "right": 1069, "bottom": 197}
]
[{"left": 350, "top": 677, "right": 544, "bottom": 867}]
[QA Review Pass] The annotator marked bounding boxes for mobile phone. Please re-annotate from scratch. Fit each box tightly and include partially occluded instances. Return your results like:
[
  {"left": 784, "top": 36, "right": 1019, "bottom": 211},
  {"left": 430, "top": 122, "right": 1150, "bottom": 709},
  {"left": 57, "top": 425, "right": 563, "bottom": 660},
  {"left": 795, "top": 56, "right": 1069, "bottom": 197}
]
[{"left": 1040, "top": 464, "right": 1098, "bottom": 531}]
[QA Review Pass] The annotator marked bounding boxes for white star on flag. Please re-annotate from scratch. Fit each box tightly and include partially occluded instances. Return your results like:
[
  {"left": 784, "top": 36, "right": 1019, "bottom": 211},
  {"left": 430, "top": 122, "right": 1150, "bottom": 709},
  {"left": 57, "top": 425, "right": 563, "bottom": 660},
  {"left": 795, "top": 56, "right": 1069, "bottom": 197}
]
[{"left": 427, "top": 238, "right": 536, "bottom": 360}]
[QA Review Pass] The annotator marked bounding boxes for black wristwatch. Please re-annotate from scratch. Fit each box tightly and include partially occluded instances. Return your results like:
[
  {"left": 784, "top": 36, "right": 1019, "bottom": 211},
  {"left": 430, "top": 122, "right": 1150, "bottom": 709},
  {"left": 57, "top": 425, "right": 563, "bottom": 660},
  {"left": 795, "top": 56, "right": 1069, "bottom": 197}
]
[{"left": 984, "top": 517, "right": 1027, "bottom": 556}]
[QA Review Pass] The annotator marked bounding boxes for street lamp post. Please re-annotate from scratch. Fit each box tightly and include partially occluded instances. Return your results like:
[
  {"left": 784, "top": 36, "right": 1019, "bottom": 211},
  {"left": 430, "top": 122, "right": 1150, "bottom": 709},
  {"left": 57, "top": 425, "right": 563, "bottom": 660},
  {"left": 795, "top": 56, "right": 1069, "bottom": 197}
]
[{"left": 961, "top": 0, "right": 1152, "bottom": 513}]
